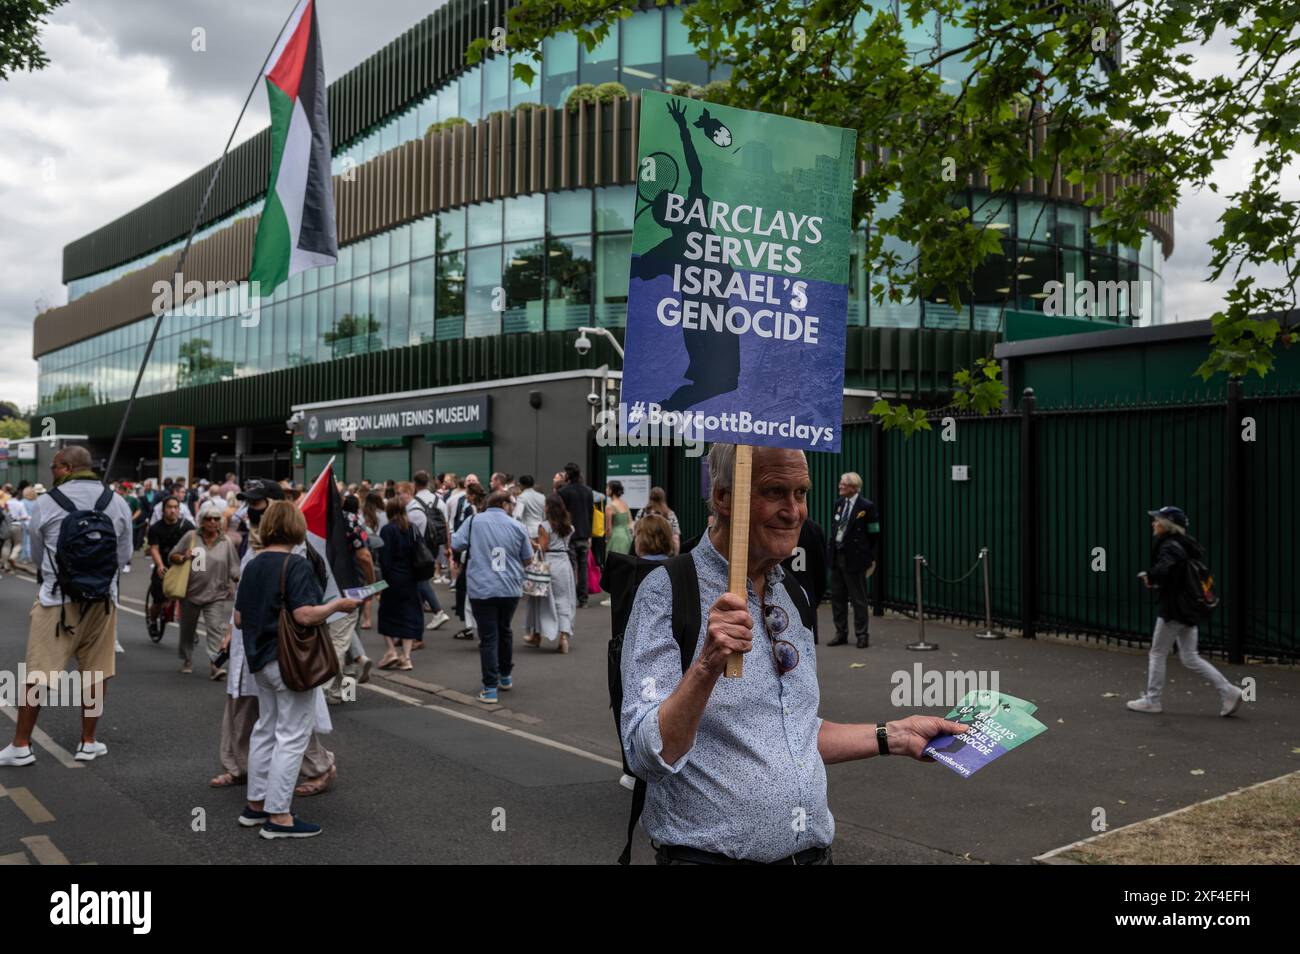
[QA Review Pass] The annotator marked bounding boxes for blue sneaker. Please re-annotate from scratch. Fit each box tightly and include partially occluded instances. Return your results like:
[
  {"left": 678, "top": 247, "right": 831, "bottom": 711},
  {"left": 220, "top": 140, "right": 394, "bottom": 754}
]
[
  {"left": 499, "top": 676, "right": 513, "bottom": 691},
  {"left": 477, "top": 687, "right": 498, "bottom": 704},
  {"left": 259, "top": 816, "right": 322, "bottom": 840},
  {"left": 238, "top": 807, "right": 271, "bottom": 828}
]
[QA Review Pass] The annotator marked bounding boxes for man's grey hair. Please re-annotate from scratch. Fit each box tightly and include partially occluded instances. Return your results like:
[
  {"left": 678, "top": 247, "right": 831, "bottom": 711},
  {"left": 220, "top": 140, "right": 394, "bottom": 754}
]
[
  {"left": 840, "top": 471, "right": 863, "bottom": 491},
  {"left": 57, "top": 445, "right": 93, "bottom": 471},
  {"left": 707, "top": 444, "right": 736, "bottom": 510}
]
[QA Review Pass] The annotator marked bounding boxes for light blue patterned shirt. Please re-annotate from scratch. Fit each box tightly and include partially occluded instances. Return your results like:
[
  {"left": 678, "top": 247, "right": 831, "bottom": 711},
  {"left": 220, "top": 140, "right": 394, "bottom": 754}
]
[
  {"left": 620, "top": 533, "right": 833, "bottom": 862},
  {"left": 451, "top": 508, "right": 533, "bottom": 600}
]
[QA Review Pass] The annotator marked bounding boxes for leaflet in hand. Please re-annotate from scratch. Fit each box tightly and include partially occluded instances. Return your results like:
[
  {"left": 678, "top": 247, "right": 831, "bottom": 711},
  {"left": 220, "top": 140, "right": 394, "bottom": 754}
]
[
  {"left": 923, "top": 690, "right": 1047, "bottom": 778},
  {"left": 343, "top": 580, "right": 388, "bottom": 601}
]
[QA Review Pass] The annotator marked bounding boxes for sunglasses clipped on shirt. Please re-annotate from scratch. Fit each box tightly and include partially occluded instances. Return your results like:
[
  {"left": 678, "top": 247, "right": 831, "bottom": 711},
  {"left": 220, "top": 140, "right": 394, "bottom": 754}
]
[{"left": 760, "top": 599, "right": 800, "bottom": 675}]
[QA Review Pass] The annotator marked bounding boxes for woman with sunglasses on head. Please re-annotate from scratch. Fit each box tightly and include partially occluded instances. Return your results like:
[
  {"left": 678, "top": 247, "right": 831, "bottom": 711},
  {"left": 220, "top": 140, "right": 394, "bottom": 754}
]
[{"left": 176, "top": 501, "right": 241, "bottom": 678}]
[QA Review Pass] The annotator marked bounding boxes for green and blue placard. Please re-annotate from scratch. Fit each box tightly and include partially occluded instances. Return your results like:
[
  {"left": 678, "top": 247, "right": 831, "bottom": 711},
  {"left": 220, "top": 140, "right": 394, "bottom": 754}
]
[{"left": 621, "top": 90, "right": 856, "bottom": 453}]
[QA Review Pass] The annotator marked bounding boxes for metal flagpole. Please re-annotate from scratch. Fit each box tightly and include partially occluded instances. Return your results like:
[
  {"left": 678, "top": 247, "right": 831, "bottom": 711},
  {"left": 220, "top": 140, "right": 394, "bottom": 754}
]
[{"left": 101, "top": 1, "right": 303, "bottom": 484}]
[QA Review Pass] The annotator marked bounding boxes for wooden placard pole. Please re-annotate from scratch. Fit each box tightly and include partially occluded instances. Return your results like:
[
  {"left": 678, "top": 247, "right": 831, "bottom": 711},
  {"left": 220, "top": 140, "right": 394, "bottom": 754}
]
[{"left": 724, "top": 444, "right": 754, "bottom": 679}]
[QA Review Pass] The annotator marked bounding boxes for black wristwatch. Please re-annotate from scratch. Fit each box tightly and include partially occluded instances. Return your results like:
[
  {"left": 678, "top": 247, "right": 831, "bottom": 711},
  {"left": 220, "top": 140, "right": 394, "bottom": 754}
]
[{"left": 876, "top": 723, "right": 891, "bottom": 756}]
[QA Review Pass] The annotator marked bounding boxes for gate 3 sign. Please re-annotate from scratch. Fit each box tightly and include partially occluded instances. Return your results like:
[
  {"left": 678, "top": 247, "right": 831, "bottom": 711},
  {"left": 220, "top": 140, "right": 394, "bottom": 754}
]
[{"left": 621, "top": 90, "right": 856, "bottom": 453}]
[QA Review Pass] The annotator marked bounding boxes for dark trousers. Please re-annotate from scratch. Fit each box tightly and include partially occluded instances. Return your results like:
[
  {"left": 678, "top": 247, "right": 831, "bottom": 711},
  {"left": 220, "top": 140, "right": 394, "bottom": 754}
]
[
  {"left": 418, "top": 579, "right": 442, "bottom": 614},
  {"left": 570, "top": 538, "right": 591, "bottom": 603},
  {"left": 830, "top": 552, "right": 870, "bottom": 641},
  {"left": 654, "top": 844, "right": 832, "bottom": 865},
  {"left": 471, "top": 596, "right": 518, "bottom": 689}
]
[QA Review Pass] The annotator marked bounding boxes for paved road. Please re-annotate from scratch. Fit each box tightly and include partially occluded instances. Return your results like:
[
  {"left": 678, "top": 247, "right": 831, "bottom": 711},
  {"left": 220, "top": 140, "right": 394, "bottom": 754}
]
[{"left": 1, "top": 549, "right": 1295, "bottom": 865}]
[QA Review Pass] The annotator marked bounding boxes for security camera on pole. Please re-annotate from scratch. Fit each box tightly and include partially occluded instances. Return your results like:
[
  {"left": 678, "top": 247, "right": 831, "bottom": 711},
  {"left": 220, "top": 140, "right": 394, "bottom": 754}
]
[{"left": 620, "top": 91, "right": 857, "bottom": 678}]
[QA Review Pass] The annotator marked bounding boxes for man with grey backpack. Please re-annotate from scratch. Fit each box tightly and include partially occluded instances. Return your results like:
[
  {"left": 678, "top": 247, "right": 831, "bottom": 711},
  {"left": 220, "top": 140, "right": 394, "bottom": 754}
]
[{"left": 1127, "top": 505, "right": 1244, "bottom": 718}]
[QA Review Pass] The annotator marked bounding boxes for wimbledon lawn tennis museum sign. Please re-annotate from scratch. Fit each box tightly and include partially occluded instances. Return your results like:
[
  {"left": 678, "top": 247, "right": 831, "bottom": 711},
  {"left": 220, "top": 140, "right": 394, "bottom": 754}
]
[
  {"left": 620, "top": 90, "right": 856, "bottom": 454},
  {"left": 303, "top": 394, "right": 490, "bottom": 443}
]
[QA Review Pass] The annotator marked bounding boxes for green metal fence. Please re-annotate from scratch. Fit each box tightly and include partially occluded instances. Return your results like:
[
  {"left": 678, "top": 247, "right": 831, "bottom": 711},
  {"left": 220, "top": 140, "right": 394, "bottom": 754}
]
[{"left": 595, "top": 385, "right": 1298, "bottom": 662}]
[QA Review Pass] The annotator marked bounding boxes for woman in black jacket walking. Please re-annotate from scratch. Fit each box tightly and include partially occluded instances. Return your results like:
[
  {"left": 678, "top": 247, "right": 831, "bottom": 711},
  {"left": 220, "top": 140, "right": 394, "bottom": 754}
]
[
  {"left": 1126, "top": 506, "right": 1243, "bottom": 717},
  {"left": 377, "top": 498, "right": 423, "bottom": 672}
]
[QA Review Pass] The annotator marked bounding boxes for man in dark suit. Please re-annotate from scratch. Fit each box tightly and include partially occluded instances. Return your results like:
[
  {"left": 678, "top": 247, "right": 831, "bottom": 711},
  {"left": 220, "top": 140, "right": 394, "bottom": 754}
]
[{"left": 827, "top": 472, "right": 880, "bottom": 648}]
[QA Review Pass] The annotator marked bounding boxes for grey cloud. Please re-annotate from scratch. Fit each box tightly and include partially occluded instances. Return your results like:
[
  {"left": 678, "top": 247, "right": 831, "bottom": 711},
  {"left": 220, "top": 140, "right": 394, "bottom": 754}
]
[{"left": 63, "top": 0, "right": 447, "bottom": 102}]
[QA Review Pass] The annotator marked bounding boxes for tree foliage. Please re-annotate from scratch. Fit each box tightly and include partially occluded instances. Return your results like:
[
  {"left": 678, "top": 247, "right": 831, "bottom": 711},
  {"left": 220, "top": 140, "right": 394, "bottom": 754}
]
[
  {"left": 491, "top": 0, "right": 1300, "bottom": 417},
  {"left": 0, "top": 0, "right": 66, "bottom": 82}
]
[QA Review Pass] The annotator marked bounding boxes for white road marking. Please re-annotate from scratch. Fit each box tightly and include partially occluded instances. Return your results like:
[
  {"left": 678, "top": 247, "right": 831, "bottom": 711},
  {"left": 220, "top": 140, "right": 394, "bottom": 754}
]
[
  {"left": 21, "top": 834, "right": 69, "bottom": 865},
  {"left": 0, "top": 706, "right": 84, "bottom": 770},
  {"left": 359, "top": 682, "right": 622, "bottom": 770},
  {"left": 7, "top": 574, "right": 145, "bottom": 617},
  {"left": 6, "top": 573, "right": 625, "bottom": 777},
  {"left": 0, "top": 784, "right": 54, "bottom": 823}
]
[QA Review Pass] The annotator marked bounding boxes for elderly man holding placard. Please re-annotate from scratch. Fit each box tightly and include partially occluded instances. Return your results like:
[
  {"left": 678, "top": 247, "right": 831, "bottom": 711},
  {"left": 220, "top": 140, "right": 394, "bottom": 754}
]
[{"left": 618, "top": 443, "right": 965, "bottom": 865}]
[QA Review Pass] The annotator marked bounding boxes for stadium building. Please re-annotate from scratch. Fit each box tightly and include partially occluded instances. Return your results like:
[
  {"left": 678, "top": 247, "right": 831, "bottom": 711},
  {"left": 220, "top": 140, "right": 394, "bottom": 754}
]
[{"left": 29, "top": 0, "right": 1173, "bottom": 488}]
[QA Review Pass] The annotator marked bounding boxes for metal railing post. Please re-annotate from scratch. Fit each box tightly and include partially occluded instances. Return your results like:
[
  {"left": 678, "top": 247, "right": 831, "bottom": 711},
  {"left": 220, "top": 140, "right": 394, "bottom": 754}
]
[
  {"left": 907, "top": 554, "right": 938, "bottom": 651},
  {"left": 975, "top": 546, "right": 1005, "bottom": 639}
]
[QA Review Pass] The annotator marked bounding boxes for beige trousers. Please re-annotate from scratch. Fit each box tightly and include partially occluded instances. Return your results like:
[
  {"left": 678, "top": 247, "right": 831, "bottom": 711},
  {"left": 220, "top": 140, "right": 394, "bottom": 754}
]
[{"left": 218, "top": 695, "right": 335, "bottom": 780}]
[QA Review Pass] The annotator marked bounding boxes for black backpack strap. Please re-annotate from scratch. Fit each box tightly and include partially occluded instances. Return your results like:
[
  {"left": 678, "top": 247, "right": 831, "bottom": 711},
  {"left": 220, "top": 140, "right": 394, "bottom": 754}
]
[
  {"left": 620, "top": 553, "right": 700, "bottom": 865},
  {"left": 619, "top": 779, "right": 647, "bottom": 866},
  {"left": 47, "top": 487, "right": 76, "bottom": 514},
  {"left": 93, "top": 487, "right": 113, "bottom": 513},
  {"left": 780, "top": 572, "right": 815, "bottom": 634},
  {"left": 665, "top": 553, "right": 701, "bottom": 671}
]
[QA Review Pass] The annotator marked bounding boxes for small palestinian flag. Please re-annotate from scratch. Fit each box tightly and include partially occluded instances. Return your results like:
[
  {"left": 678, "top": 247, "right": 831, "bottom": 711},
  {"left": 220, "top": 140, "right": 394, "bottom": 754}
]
[
  {"left": 249, "top": 0, "right": 337, "bottom": 297},
  {"left": 299, "top": 458, "right": 361, "bottom": 606}
]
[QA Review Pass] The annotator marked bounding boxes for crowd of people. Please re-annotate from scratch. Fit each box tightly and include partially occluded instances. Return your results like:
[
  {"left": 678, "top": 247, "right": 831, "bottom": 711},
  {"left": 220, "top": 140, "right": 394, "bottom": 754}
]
[
  {"left": 0, "top": 443, "right": 1241, "bottom": 855},
  {"left": 318, "top": 465, "right": 684, "bottom": 705}
]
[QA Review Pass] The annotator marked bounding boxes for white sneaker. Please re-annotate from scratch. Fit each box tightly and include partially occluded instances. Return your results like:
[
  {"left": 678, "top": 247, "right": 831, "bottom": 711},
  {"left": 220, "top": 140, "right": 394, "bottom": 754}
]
[
  {"left": 74, "top": 741, "right": 108, "bottom": 761},
  {"left": 0, "top": 743, "right": 35, "bottom": 767},
  {"left": 121, "top": 563, "right": 131, "bottom": 574},
  {"left": 619, "top": 773, "right": 636, "bottom": 791},
  {"left": 427, "top": 610, "right": 450, "bottom": 630},
  {"left": 1220, "top": 685, "right": 1244, "bottom": 717},
  {"left": 1126, "top": 697, "right": 1162, "bottom": 714},
  {"left": 115, "top": 639, "right": 125, "bottom": 654}
]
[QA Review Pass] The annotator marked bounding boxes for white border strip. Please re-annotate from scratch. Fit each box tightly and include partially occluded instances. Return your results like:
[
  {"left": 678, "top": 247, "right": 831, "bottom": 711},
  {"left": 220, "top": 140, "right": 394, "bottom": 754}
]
[{"left": 1034, "top": 769, "right": 1300, "bottom": 862}]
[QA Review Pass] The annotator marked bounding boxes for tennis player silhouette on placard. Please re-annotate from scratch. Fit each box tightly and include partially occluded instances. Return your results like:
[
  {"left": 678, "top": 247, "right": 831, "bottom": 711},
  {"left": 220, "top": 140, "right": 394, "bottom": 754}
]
[{"left": 632, "top": 98, "right": 739, "bottom": 413}]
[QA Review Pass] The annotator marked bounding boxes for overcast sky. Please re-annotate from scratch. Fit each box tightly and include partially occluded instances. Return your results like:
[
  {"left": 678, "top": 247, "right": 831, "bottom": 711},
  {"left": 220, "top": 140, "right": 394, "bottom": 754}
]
[{"left": 0, "top": 1, "right": 1290, "bottom": 412}]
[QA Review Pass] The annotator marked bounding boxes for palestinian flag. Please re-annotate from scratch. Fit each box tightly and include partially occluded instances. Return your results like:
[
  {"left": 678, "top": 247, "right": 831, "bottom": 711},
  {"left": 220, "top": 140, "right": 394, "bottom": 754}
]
[
  {"left": 249, "top": 0, "right": 337, "bottom": 297},
  {"left": 299, "top": 458, "right": 360, "bottom": 605}
]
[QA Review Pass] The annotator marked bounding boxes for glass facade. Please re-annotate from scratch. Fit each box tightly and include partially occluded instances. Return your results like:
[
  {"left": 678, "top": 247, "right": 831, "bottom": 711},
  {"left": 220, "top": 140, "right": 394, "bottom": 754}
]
[
  {"left": 40, "top": 189, "right": 636, "bottom": 413},
  {"left": 67, "top": 202, "right": 261, "bottom": 301},
  {"left": 48, "top": 3, "right": 1162, "bottom": 416},
  {"left": 857, "top": 189, "right": 1163, "bottom": 333}
]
